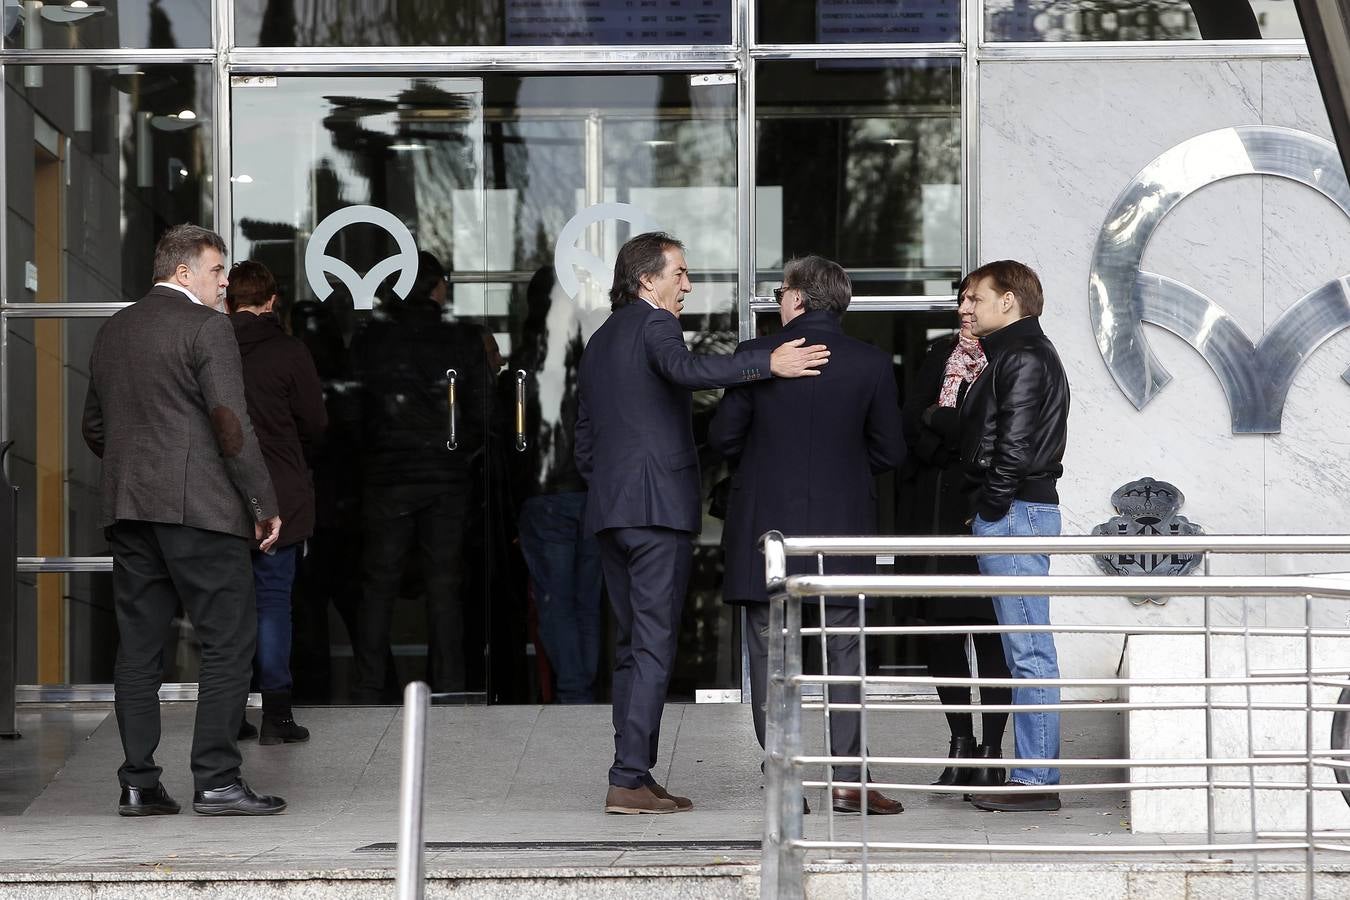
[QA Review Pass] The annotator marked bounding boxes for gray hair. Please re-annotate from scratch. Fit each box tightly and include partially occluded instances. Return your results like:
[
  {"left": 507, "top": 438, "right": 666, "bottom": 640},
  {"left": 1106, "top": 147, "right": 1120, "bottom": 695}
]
[
  {"left": 152, "top": 224, "right": 227, "bottom": 283},
  {"left": 783, "top": 255, "right": 851, "bottom": 316}
]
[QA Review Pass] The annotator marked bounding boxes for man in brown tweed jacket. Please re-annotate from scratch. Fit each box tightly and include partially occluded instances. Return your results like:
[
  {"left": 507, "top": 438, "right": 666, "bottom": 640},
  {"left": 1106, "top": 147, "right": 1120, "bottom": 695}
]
[{"left": 83, "top": 224, "right": 287, "bottom": 817}]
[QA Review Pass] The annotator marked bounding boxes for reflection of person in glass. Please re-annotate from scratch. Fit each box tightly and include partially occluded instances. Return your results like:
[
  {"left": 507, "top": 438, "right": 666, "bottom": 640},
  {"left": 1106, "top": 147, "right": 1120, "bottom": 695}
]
[
  {"left": 349, "top": 251, "right": 490, "bottom": 703},
  {"left": 708, "top": 256, "right": 904, "bottom": 817},
  {"left": 226, "top": 261, "right": 327, "bottom": 744},
  {"left": 899, "top": 277, "right": 1013, "bottom": 795},
  {"left": 576, "top": 232, "right": 830, "bottom": 815},
  {"left": 510, "top": 267, "right": 602, "bottom": 704}
]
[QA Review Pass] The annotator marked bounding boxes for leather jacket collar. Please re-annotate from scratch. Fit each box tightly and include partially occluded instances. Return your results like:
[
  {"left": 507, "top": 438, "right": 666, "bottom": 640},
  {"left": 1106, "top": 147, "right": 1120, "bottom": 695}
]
[{"left": 978, "top": 314, "right": 1043, "bottom": 358}]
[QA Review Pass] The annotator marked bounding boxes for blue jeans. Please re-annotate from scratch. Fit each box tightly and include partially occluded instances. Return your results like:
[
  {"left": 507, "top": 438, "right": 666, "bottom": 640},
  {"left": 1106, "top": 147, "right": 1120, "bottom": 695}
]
[
  {"left": 972, "top": 500, "right": 1061, "bottom": 786},
  {"left": 518, "top": 493, "right": 603, "bottom": 704},
  {"left": 251, "top": 544, "right": 299, "bottom": 694}
]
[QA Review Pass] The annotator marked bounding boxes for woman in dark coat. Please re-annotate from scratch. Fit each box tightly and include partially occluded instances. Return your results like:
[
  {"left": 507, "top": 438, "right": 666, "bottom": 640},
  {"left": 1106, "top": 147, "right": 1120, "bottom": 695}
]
[{"left": 899, "top": 304, "right": 1011, "bottom": 793}]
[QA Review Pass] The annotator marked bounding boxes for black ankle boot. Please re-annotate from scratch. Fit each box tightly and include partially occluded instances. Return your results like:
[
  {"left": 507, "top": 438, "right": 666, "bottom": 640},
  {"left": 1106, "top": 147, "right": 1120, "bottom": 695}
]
[
  {"left": 260, "top": 690, "right": 310, "bottom": 746},
  {"left": 932, "top": 735, "right": 977, "bottom": 787},
  {"left": 964, "top": 742, "right": 1006, "bottom": 799}
]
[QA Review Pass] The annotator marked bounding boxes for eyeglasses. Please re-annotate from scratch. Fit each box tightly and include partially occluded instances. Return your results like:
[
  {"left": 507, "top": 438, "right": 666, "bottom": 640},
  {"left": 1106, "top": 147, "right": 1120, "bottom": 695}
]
[{"left": 773, "top": 285, "right": 793, "bottom": 302}]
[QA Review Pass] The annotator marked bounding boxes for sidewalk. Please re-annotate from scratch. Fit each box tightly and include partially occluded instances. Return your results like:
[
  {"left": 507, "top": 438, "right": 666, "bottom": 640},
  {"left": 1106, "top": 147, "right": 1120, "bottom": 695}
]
[{"left": 1, "top": 703, "right": 1334, "bottom": 898}]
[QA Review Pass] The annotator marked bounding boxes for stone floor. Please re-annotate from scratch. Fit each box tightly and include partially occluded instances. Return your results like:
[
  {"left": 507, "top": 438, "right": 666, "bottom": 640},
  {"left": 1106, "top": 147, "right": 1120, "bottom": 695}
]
[{"left": 0, "top": 702, "right": 1338, "bottom": 897}]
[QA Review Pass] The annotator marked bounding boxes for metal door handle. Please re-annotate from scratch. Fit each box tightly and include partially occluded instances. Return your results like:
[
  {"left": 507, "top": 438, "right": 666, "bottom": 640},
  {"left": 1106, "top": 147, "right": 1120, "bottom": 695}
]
[
  {"left": 514, "top": 369, "right": 527, "bottom": 452},
  {"left": 445, "top": 368, "right": 458, "bottom": 451}
]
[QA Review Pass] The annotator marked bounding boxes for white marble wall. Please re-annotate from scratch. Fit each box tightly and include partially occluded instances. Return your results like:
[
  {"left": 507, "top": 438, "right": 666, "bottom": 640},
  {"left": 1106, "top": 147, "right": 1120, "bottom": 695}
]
[{"left": 979, "top": 58, "right": 1350, "bottom": 692}]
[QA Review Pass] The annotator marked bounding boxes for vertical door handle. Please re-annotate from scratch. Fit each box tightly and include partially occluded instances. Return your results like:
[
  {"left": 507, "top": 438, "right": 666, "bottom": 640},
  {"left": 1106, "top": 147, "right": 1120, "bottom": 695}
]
[
  {"left": 445, "top": 368, "right": 458, "bottom": 450},
  {"left": 514, "top": 369, "right": 528, "bottom": 452}
]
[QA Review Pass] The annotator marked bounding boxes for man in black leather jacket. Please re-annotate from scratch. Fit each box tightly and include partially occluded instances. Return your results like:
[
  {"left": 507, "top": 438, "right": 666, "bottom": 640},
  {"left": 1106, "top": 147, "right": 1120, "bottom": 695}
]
[{"left": 956, "top": 259, "right": 1070, "bottom": 812}]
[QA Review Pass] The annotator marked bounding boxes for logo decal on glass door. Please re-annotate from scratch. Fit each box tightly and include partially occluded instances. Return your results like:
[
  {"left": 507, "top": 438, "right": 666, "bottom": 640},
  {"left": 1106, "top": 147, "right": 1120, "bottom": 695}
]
[
  {"left": 304, "top": 205, "right": 420, "bottom": 310},
  {"left": 553, "top": 202, "right": 661, "bottom": 301}
]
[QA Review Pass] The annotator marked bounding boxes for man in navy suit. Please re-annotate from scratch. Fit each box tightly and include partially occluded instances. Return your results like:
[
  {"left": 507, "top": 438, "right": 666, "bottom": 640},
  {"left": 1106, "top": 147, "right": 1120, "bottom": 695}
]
[
  {"left": 576, "top": 232, "right": 829, "bottom": 815},
  {"left": 709, "top": 255, "right": 905, "bottom": 815}
]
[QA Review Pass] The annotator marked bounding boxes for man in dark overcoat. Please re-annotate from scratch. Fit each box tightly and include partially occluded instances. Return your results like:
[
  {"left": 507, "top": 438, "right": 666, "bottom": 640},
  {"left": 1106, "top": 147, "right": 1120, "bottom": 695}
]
[
  {"left": 708, "top": 254, "right": 905, "bottom": 815},
  {"left": 575, "top": 232, "right": 829, "bottom": 815}
]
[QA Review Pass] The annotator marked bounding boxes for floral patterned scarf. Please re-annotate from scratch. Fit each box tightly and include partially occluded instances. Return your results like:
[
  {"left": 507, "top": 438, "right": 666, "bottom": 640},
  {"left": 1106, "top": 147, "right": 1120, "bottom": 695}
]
[{"left": 938, "top": 335, "right": 986, "bottom": 408}]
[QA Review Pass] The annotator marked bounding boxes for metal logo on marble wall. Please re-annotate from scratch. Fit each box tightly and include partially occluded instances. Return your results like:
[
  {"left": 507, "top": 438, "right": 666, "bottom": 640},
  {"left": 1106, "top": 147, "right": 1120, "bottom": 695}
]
[
  {"left": 1092, "top": 478, "right": 1203, "bottom": 606},
  {"left": 1089, "top": 126, "right": 1350, "bottom": 434}
]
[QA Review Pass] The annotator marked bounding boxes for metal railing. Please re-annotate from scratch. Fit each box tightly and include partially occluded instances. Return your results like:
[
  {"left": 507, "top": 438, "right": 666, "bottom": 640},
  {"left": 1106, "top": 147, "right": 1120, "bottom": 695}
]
[{"left": 759, "top": 532, "right": 1350, "bottom": 900}]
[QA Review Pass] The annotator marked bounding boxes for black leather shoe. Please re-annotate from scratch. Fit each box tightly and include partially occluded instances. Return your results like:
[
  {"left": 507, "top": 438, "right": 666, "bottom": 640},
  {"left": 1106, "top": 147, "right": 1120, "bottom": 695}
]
[
  {"left": 118, "top": 783, "right": 180, "bottom": 817},
  {"left": 192, "top": 779, "right": 287, "bottom": 816},
  {"left": 238, "top": 718, "right": 258, "bottom": 741},
  {"left": 932, "top": 735, "right": 977, "bottom": 787}
]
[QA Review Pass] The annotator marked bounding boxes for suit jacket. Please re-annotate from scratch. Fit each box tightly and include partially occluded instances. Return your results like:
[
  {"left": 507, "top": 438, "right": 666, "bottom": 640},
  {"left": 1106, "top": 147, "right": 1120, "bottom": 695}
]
[
  {"left": 708, "top": 310, "right": 903, "bottom": 604},
  {"left": 574, "top": 300, "right": 772, "bottom": 536},
  {"left": 82, "top": 285, "right": 278, "bottom": 539}
]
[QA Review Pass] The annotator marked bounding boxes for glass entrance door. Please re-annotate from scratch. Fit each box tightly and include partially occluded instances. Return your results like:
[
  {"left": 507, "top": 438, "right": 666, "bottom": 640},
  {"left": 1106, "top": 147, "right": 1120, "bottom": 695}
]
[
  {"left": 231, "top": 72, "right": 739, "bottom": 705},
  {"left": 230, "top": 75, "right": 490, "bottom": 703},
  {"left": 479, "top": 73, "right": 740, "bottom": 704}
]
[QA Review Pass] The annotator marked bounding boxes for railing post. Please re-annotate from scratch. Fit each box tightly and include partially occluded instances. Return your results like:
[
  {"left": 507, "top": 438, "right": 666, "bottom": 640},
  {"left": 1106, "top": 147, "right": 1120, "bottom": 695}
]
[
  {"left": 396, "top": 681, "right": 430, "bottom": 900},
  {"left": 0, "top": 441, "right": 19, "bottom": 740},
  {"left": 781, "top": 581, "right": 805, "bottom": 896},
  {"left": 760, "top": 530, "right": 804, "bottom": 900}
]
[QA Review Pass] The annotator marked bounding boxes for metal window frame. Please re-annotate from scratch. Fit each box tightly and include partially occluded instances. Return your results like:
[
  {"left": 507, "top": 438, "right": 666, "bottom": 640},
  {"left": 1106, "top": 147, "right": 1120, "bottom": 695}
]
[{"left": 0, "top": 0, "right": 1317, "bottom": 693}]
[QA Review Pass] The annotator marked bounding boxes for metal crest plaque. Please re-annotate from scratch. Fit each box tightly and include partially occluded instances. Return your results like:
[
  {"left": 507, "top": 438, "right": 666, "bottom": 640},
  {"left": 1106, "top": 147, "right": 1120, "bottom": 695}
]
[
  {"left": 1092, "top": 478, "right": 1203, "bottom": 606},
  {"left": 1088, "top": 126, "right": 1350, "bottom": 434}
]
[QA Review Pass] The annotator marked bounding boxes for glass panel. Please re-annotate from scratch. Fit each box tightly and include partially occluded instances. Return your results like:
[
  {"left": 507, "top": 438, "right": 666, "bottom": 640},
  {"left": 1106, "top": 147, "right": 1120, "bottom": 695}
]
[
  {"left": 758, "top": 0, "right": 959, "bottom": 45},
  {"left": 756, "top": 59, "right": 961, "bottom": 299},
  {"left": 232, "top": 75, "right": 487, "bottom": 703},
  {"left": 485, "top": 74, "right": 739, "bottom": 700},
  {"left": 234, "top": 0, "right": 732, "bottom": 47},
  {"left": 986, "top": 0, "right": 1303, "bottom": 41},
  {"left": 7, "top": 316, "right": 115, "bottom": 683},
  {"left": 751, "top": 307, "right": 958, "bottom": 680},
  {"left": 4, "top": 63, "right": 214, "bottom": 302},
  {"left": 3, "top": 0, "right": 212, "bottom": 50}
]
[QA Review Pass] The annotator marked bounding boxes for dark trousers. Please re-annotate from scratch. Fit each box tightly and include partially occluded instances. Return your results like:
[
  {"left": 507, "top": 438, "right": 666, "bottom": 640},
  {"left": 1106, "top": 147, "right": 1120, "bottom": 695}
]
[
  {"left": 747, "top": 603, "right": 864, "bottom": 783},
  {"left": 355, "top": 481, "right": 470, "bottom": 700},
  {"left": 109, "top": 521, "right": 255, "bottom": 791},
  {"left": 251, "top": 544, "right": 299, "bottom": 693},
  {"left": 925, "top": 628, "right": 1011, "bottom": 745},
  {"left": 598, "top": 526, "right": 691, "bottom": 789}
]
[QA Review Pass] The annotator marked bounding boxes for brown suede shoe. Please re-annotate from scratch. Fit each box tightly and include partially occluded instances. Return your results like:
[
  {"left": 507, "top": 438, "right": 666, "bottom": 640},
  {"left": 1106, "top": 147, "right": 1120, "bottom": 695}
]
[
  {"left": 646, "top": 781, "right": 693, "bottom": 812},
  {"left": 604, "top": 784, "right": 677, "bottom": 815},
  {"left": 831, "top": 787, "right": 904, "bottom": 815},
  {"left": 970, "top": 783, "right": 1061, "bottom": 812}
]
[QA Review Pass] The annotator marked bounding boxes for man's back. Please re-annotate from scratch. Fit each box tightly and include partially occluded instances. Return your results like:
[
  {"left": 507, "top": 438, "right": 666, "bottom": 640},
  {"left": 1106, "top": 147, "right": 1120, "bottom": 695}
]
[
  {"left": 84, "top": 286, "right": 274, "bottom": 538},
  {"left": 231, "top": 310, "right": 328, "bottom": 547},
  {"left": 709, "top": 310, "right": 902, "bottom": 602}
]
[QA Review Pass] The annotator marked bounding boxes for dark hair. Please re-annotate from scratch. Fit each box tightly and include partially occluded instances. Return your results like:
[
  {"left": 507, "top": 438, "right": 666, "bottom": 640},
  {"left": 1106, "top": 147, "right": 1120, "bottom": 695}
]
[
  {"left": 966, "top": 259, "right": 1044, "bottom": 317},
  {"left": 225, "top": 260, "right": 277, "bottom": 313},
  {"left": 783, "top": 255, "right": 851, "bottom": 316},
  {"left": 410, "top": 250, "right": 448, "bottom": 303},
  {"left": 609, "top": 232, "right": 684, "bottom": 311},
  {"left": 152, "top": 224, "right": 227, "bottom": 283}
]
